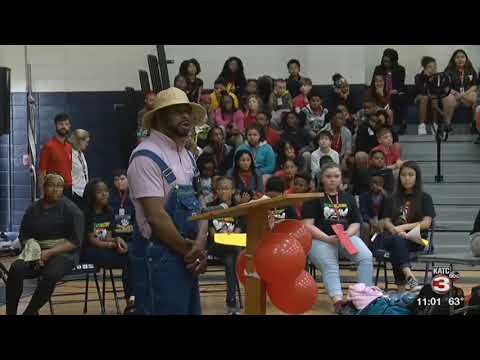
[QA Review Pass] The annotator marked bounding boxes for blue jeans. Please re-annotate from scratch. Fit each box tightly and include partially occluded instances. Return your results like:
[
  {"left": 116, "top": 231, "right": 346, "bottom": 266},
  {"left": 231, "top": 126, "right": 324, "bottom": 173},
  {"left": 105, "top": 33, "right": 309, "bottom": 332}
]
[
  {"left": 223, "top": 251, "right": 239, "bottom": 307},
  {"left": 309, "top": 236, "right": 373, "bottom": 299}
]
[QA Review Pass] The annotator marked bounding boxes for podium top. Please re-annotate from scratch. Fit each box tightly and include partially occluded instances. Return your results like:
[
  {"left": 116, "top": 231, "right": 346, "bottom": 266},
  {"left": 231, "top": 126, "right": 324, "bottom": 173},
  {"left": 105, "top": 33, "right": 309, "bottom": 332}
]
[{"left": 190, "top": 193, "right": 325, "bottom": 221}]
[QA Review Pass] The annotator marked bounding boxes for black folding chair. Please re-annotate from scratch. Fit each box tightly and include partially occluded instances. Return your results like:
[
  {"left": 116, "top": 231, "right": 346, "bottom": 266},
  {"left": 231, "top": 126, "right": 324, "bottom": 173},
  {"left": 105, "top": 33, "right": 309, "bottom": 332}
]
[
  {"left": 374, "top": 225, "right": 435, "bottom": 290},
  {"left": 98, "top": 267, "right": 124, "bottom": 315},
  {"left": 46, "top": 263, "right": 104, "bottom": 315}
]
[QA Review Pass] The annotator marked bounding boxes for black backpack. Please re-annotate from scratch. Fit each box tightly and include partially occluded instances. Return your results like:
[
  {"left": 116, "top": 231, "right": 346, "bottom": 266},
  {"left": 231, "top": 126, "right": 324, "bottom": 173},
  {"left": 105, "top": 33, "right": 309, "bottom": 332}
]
[{"left": 409, "top": 284, "right": 465, "bottom": 316}]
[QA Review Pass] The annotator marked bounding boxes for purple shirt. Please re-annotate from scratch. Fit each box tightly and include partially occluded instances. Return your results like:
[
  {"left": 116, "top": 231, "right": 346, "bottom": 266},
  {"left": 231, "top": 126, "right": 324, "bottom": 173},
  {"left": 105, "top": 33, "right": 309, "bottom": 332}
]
[{"left": 127, "top": 129, "right": 196, "bottom": 239}]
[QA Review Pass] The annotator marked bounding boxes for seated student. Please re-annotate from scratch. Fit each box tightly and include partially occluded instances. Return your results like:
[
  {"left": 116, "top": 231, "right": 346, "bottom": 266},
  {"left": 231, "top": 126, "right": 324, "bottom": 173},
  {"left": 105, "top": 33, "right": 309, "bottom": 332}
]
[
  {"left": 210, "top": 77, "right": 240, "bottom": 112},
  {"left": 313, "top": 155, "right": 336, "bottom": 190},
  {"left": 244, "top": 95, "right": 263, "bottom": 129},
  {"left": 293, "top": 77, "right": 313, "bottom": 114},
  {"left": 174, "top": 74, "right": 188, "bottom": 93},
  {"left": 376, "top": 161, "right": 435, "bottom": 292},
  {"left": 375, "top": 109, "right": 399, "bottom": 144},
  {"left": 256, "top": 110, "right": 281, "bottom": 148},
  {"left": 303, "top": 163, "right": 373, "bottom": 314},
  {"left": 202, "top": 126, "right": 234, "bottom": 176},
  {"left": 240, "top": 79, "right": 258, "bottom": 111},
  {"left": 276, "top": 140, "right": 305, "bottom": 172},
  {"left": 256, "top": 75, "right": 274, "bottom": 112},
  {"left": 82, "top": 178, "right": 133, "bottom": 310},
  {"left": 196, "top": 154, "right": 217, "bottom": 207},
  {"left": 227, "top": 149, "right": 264, "bottom": 204},
  {"left": 274, "top": 159, "right": 297, "bottom": 191},
  {"left": 311, "top": 131, "right": 340, "bottom": 181},
  {"left": 270, "top": 78, "right": 293, "bottom": 130},
  {"left": 179, "top": 58, "right": 203, "bottom": 103},
  {"left": 368, "top": 148, "right": 395, "bottom": 194},
  {"left": 110, "top": 169, "right": 135, "bottom": 243},
  {"left": 302, "top": 92, "right": 329, "bottom": 138},
  {"left": 286, "top": 172, "right": 312, "bottom": 218},
  {"left": 195, "top": 96, "right": 213, "bottom": 148},
  {"left": 442, "top": 49, "right": 478, "bottom": 133},
  {"left": 337, "top": 104, "right": 357, "bottom": 137},
  {"left": 213, "top": 92, "right": 245, "bottom": 148},
  {"left": 199, "top": 94, "right": 214, "bottom": 126},
  {"left": 414, "top": 56, "right": 440, "bottom": 136},
  {"left": 286, "top": 59, "right": 303, "bottom": 98},
  {"left": 206, "top": 177, "right": 244, "bottom": 315},
  {"left": 320, "top": 109, "right": 352, "bottom": 161},
  {"left": 355, "top": 112, "right": 380, "bottom": 154},
  {"left": 6, "top": 174, "right": 83, "bottom": 315},
  {"left": 371, "top": 127, "right": 404, "bottom": 172},
  {"left": 236, "top": 124, "right": 277, "bottom": 176},
  {"left": 359, "top": 175, "right": 387, "bottom": 246},
  {"left": 330, "top": 73, "right": 357, "bottom": 116},
  {"left": 280, "top": 111, "right": 312, "bottom": 171},
  {"left": 264, "top": 176, "right": 298, "bottom": 227},
  {"left": 351, "top": 152, "right": 371, "bottom": 196},
  {"left": 367, "top": 74, "right": 395, "bottom": 126}
]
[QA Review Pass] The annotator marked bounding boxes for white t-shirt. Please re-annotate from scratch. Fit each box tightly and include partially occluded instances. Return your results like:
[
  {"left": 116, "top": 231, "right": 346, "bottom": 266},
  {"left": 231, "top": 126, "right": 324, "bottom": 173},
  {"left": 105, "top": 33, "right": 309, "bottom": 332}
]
[
  {"left": 72, "top": 149, "right": 89, "bottom": 197},
  {"left": 310, "top": 148, "right": 340, "bottom": 178}
]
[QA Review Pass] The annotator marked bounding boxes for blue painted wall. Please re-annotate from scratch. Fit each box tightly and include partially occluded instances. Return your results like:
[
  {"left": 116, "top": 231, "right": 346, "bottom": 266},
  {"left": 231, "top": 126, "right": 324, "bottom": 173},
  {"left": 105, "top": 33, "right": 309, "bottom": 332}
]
[{"left": 0, "top": 91, "right": 143, "bottom": 232}]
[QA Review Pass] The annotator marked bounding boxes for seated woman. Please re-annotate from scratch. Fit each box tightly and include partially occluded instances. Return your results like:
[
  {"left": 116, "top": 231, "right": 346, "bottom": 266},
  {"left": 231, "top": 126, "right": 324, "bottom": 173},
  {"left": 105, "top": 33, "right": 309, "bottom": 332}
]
[
  {"left": 303, "top": 162, "right": 373, "bottom": 314},
  {"left": 6, "top": 174, "right": 84, "bottom": 315},
  {"left": 442, "top": 49, "right": 478, "bottom": 133},
  {"left": 372, "top": 48, "right": 408, "bottom": 134},
  {"left": 213, "top": 92, "right": 245, "bottom": 148},
  {"left": 201, "top": 126, "right": 234, "bottom": 176},
  {"left": 375, "top": 161, "right": 435, "bottom": 292},
  {"left": 82, "top": 178, "right": 133, "bottom": 311}
]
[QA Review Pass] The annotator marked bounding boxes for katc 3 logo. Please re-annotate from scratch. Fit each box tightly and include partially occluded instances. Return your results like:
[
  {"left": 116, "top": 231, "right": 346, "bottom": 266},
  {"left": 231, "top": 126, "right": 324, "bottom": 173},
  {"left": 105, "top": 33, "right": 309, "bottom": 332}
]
[{"left": 431, "top": 275, "right": 451, "bottom": 295}]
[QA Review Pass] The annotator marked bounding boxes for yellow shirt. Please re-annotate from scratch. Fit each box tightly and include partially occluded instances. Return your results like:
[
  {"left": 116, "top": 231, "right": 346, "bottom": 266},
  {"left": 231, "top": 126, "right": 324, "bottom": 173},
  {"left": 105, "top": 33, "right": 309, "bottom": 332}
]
[{"left": 210, "top": 91, "right": 240, "bottom": 111}]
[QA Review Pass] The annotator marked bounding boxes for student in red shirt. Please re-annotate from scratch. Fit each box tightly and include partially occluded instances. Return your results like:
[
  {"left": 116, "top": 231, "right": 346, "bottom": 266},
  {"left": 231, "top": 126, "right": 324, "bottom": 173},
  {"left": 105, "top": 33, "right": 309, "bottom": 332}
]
[
  {"left": 274, "top": 159, "right": 297, "bottom": 190},
  {"left": 256, "top": 110, "right": 280, "bottom": 148},
  {"left": 371, "top": 127, "right": 404, "bottom": 171},
  {"left": 244, "top": 95, "right": 262, "bottom": 128},
  {"left": 293, "top": 77, "right": 313, "bottom": 113},
  {"left": 39, "top": 113, "right": 73, "bottom": 200}
]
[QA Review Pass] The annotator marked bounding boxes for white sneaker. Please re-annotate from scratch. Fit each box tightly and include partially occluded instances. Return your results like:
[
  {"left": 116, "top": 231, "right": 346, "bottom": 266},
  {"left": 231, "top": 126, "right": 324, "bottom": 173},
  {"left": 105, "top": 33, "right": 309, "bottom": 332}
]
[{"left": 418, "top": 123, "right": 427, "bottom": 135}]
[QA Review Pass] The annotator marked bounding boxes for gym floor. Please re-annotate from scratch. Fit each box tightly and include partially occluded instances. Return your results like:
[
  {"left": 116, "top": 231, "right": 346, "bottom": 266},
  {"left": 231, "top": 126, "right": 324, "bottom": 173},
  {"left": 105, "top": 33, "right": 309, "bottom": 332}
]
[{"left": 0, "top": 256, "right": 478, "bottom": 315}]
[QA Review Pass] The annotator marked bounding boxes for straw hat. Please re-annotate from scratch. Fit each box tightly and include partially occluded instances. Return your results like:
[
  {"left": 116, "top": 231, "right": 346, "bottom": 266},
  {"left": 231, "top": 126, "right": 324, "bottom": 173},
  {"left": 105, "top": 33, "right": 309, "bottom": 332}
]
[{"left": 143, "top": 87, "right": 206, "bottom": 130}]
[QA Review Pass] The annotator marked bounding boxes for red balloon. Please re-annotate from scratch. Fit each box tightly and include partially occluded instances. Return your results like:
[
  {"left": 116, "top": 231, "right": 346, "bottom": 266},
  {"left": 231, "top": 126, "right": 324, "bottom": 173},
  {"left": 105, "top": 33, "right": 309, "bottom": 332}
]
[
  {"left": 267, "top": 270, "right": 318, "bottom": 315},
  {"left": 272, "top": 220, "right": 312, "bottom": 254},
  {"left": 254, "top": 233, "right": 306, "bottom": 284},
  {"left": 236, "top": 249, "right": 247, "bottom": 285}
]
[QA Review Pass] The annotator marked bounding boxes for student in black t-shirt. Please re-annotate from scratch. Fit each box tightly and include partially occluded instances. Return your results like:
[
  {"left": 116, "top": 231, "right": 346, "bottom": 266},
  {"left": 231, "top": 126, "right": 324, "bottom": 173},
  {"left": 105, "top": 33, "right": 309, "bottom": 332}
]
[
  {"left": 302, "top": 163, "right": 373, "bottom": 314},
  {"left": 264, "top": 176, "right": 298, "bottom": 228},
  {"left": 377, "top": 161, "right": 436, "bottom": 292},
  {"left": 6, "top": 174, "right": 83, "bottom": 315},
  {"left": 368, "top": 148, "right": 394, "bottom": 194},
  {"left": 286, "top": 59, "right": 303, "bottom": 98},
  {"left": 179, "top": 58, "right": 204, "bottom": 103},
  {"left": 414, "top": 56, "right": 440, "bottom": 136},
  {"left": 110, "top": 169, "right": 135, "bottom": 242},
  {"left": 207, "top": 177, "right": 244, "bottom": 315},
  {"left": 83, "top": 178, "right": 133, "bottom": 310},
  {"left": 442, "top": 49, "right": 478, "bottom": 132}
]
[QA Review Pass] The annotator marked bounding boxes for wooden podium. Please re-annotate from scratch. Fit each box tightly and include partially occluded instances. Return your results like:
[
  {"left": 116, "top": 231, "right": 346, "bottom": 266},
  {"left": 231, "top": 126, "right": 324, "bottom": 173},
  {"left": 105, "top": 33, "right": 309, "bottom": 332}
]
[{"left": 190, "top": 193, "right": 324, "bottom": 315}]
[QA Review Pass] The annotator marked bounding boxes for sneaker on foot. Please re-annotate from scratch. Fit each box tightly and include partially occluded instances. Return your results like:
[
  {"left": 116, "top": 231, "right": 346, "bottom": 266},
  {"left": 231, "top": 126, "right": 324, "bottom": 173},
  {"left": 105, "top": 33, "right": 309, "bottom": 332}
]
[
  {"left": 226, "top": 306, "right": 241, "bottom": 315},
  {"left": 418, "top": 123, "right": 427, "bottom": 135},
  {"left": 406, "top": 276, "right": 422, "bottom": 292},
  {"left": 474, "top": 136, "right": 480, "bottom": 144}
]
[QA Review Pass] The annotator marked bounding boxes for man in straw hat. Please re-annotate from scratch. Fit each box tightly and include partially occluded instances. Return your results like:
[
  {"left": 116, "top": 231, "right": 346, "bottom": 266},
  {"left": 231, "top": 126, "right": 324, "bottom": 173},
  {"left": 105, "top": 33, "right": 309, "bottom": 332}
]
[{"left": 127, "top": 87, "right": 209, "bottom": 315}]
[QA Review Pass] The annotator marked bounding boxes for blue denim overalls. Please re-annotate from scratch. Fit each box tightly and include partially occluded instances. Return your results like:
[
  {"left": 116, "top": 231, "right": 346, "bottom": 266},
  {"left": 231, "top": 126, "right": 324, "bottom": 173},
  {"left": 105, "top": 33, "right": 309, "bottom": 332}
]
[{"left": 129, "top": 149, "right": 202, "bottom": 315}]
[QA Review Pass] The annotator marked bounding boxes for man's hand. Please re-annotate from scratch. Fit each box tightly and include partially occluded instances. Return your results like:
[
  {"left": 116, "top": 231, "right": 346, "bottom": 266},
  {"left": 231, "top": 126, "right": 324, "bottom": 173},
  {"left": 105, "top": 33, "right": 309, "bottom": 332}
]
[
  {"left": 390, "top": 89, "right": 398, "bottom": 95},
  {"left": 184, "top": 241, "right": 207, "bottom": 275}
]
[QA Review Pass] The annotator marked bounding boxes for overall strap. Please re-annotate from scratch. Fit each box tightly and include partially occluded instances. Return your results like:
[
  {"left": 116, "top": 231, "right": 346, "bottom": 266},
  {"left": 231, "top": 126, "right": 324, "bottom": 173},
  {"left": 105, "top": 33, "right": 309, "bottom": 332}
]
[
  {"left": 130, "top": 150, "right": 176, "bottom": 185},
  {"left": 186, "top": 150, "right": 200, "bottom": 177}
]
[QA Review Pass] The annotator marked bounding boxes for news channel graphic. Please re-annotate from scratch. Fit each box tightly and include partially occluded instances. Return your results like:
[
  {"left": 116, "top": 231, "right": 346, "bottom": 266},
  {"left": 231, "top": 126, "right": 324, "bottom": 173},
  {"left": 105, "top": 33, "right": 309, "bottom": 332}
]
[{"left": 414, "top": 266, "right": 464, "bottom": 308}]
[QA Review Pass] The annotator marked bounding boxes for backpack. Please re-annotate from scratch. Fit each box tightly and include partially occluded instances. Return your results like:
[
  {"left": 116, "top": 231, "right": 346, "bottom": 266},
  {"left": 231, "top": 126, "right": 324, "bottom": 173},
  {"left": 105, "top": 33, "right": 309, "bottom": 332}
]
[
  {"left": 358, "top": 296, "right": 410, "bottom": 315},
  {"left": 408, "top": 284, "right": 465, "bottom": 315}
]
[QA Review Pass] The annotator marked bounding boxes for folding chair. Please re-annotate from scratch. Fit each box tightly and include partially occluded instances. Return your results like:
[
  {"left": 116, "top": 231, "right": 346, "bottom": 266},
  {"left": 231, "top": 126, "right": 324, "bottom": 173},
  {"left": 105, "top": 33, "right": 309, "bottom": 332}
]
[
  {"left": 98, "top": 267, "right": 123, "bottom": 315},
  {"left": 46, "top": 263, "right": 104, "bottom": 315},
  {"left": 374, "top": 224, "right": 435, "bottom": 290}
]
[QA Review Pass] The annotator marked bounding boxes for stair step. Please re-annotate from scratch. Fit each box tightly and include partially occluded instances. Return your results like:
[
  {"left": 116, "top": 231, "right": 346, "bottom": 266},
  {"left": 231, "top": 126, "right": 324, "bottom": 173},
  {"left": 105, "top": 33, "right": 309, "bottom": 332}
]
[
  {"left": 416, "top": 162, "right": 480, "bottom": 183},
  {"left": 424, "top": 183, "right": 480, "bottom": 205},
  {"left": 404, "top": 142, "right": 480, "bottom": 162},
  {"left": 435, "top": 205, "right": 477, "bottom": 232}
]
